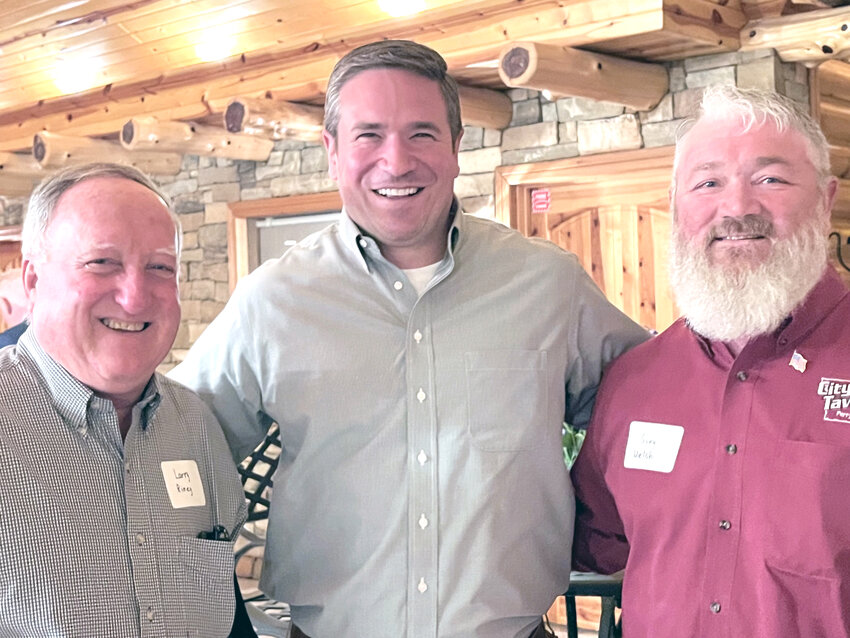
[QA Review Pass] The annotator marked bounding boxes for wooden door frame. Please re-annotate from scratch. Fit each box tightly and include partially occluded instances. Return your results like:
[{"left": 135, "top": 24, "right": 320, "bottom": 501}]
[
  {"left": 494, "top": 146, "right": 676, "bottom": 232},
  {"left": 226, "top": 190, "right": 342, "bottom": 291}
]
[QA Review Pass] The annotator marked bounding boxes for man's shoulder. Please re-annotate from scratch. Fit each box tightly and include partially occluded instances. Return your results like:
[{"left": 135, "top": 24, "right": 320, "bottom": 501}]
[
  {"left": 604, "top": 318, "right": 691, "bottom": 378},
  {"left": 462, "top": 214, "right": 581, "bottom": 265}
]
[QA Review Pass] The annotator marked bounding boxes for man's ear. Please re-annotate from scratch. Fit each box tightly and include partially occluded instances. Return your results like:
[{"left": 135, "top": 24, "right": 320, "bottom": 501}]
[
  {"left": 21, "top": 258, "right": 38, "bottom": 301},
  {"left": 823, "top": 176, "right": 840, "bottom": 221},
  {"left": 322, "top": 129, "right": 339, "bottom": 181}
]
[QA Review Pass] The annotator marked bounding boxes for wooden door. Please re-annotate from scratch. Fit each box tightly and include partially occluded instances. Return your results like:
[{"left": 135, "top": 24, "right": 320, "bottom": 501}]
[{"left": 495, "top": 146, "right": 679, "bottom": 332}]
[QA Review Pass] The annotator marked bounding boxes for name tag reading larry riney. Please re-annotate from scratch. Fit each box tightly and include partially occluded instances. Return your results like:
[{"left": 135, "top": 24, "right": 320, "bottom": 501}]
[
  {"left": 623, "top": 421, "right": 684, "bottom": 473},
  {"left": 161, "top": 460, "right": 207, "bottom": 508}
]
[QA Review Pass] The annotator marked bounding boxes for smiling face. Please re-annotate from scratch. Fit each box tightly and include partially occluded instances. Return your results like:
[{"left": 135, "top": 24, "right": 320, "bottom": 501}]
[
  {"left": 672, "top": 115, "right": 836, "bottom": 269},
  {"left": 23, "top": 176, "right": 181, "bottom": 405},
  {"left": 323, "top": 68, "right": 461, "bottom": 268}
]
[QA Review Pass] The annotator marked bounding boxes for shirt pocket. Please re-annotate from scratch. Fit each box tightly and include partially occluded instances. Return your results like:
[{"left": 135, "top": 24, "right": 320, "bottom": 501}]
[
  {"left": 178, "top": 536, "right": 236, "bottom": 638},
  {"left": 766, "top": 439, "right": 850, "bottom": 578},
  {"left": 465, "top": 349, "right": 549, "bottom": 452}
]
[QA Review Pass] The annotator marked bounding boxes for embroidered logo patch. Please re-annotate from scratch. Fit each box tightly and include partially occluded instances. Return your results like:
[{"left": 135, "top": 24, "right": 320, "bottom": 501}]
[{"left": 817, "top": 378, "right": 850, "bottom": 423}]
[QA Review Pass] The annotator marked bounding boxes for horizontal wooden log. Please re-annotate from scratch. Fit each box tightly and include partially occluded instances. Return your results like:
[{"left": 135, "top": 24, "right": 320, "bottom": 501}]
[
  {"left": 121, "top": 117, "right": 273, "bottom": 160},
  {"left": 457, "top": 85, "right": 512, "bottom": 130},
  {"left": 498, "top": 41, "right": 668, "bottom": 111},
  {"left": 0, "top": 151, "right": 44, "bottom": 178},
  {"left": 741, "top": 5, "right": 850, "bottom": 62},
  {"left": 0, "top": 172, "right": 39, "bottom": 198},
  {"left": 224, "top": 98, "right": 324, "bottom": 141},
  {"left": 33, "top": 132, "right": 181, "bottom": 175}
]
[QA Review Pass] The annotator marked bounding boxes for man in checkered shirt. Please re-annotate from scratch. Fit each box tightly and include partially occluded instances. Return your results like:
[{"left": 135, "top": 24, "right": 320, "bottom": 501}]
[{"left": 0, "top": 163, "right": 251, "bottom": 637}]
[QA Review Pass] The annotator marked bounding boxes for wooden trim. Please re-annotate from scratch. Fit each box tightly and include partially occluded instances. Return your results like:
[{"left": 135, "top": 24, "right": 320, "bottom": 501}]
[
  {"left": 226, "top": 190, "right": 342, "bottom": 291},
  {"left": 0, "top": 225, "right": 22, "bottom": 242},
  {"left": 494, "top": 146, "right": 676, "bottom": 230}
]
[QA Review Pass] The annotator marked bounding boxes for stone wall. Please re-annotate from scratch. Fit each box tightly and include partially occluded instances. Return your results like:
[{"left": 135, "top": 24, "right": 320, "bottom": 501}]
[{"left": 0, "top": 50, "right": 809, "bottom": 367}]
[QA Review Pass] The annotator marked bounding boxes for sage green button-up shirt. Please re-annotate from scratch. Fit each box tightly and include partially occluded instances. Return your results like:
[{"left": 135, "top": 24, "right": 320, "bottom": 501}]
[{"left": 172, "top": 207, "right": 648, "bottom": 638}]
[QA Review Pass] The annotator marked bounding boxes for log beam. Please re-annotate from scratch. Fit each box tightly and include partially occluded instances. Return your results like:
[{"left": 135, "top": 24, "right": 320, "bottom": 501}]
[
  {"left": 741, "top": 5, "right": 850, "bottom": 63},
  {"left": 457, "top": 86, "right": 512, "bottom": 130},
  {"left": 224, "top": 98, "right": 325, "bottom": 142},
  {"left": 0, "top": 151, "right": 44, "bottom": 179},
  {"left": 498, "top": 42, "right": 668, "bottom": 111},
  {"left": 122, "top": 117, "right": 273, "bottom": 161},
  {"left": 0, "top": 173, "right": 40, "bottom": 198},
  {"left": 33, "top": 132, "right": 181, "bottom": 175}
]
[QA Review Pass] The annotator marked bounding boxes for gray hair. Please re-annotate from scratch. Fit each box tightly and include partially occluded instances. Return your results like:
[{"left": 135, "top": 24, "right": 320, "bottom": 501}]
[
  {"left": 23, "top": 162, "right": 182, "bottom": 261},
  {"left": 324, "top": 40, "right": 462, "bottom": 144},
  {"left": 672, "top": 85, "right": 832, "bottom": 199}
]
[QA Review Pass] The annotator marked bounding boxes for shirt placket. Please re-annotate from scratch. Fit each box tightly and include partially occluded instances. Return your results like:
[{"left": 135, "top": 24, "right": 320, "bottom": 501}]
[
  {"left": 405, "top": 294, "right": 439, "bottom": 638},
  {"left": 700, "top": 362, "right": 753, "bottom": 635},
  {"left": 120, "top": 410, "right": 166, "bottom": 638}
]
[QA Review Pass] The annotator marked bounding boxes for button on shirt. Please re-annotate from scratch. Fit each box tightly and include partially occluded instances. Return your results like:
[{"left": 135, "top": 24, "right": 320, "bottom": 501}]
[
  {"left": 572, "top": 268, "right": 850, "bottom": 637},
  {"left": 171, "top": 205, "right": 648, "bottom": 638},
  {"left": 0, "top": 330, "right": 247, "bottom": 638}
]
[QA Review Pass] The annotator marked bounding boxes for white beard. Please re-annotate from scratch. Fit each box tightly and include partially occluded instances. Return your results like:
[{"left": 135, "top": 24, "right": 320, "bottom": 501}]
[{"left": 669, "top": 214, "right": 828, "bottom": 342}]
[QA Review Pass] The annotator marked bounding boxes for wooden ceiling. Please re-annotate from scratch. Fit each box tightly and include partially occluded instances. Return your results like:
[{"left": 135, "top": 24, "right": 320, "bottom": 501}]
[{"left": 0, "top": 0, "right": 849, "bottom": 157}]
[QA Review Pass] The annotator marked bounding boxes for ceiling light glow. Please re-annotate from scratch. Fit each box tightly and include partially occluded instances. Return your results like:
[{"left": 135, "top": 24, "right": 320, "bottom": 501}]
[{"left": 378, "top": 0, "right": 426, "bottom": 18}]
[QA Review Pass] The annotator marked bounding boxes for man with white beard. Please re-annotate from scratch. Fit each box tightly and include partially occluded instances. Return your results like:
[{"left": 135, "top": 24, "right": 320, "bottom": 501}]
[{"left": 570, "top": 85, "right": 850, "bottom": 637}]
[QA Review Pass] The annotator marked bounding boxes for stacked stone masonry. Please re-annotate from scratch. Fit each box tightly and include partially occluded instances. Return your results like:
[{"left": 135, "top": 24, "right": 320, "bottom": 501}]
[{"left": 0, "top": 51, "right": 809, "bottom": 366}]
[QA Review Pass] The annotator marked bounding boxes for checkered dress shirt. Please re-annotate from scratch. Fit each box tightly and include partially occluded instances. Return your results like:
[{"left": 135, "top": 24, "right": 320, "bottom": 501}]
[{"left": 0, "top": 330, "right": 247, "bottom": 638}]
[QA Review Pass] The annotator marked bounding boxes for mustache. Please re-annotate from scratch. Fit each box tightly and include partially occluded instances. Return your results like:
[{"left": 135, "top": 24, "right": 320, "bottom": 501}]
[{"left": 706, "top": 215, "right": 775, "bottom": 243}]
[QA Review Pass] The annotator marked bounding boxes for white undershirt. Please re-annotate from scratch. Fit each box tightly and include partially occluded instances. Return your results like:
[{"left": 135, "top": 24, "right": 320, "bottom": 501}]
[{"left": 402, "top": 262, "right": 441, "bottom": 296}]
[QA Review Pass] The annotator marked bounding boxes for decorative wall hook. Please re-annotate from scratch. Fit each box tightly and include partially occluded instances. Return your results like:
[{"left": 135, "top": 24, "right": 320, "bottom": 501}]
[{"left": 830, "top": 231, "right": 850, "bottom": 273}]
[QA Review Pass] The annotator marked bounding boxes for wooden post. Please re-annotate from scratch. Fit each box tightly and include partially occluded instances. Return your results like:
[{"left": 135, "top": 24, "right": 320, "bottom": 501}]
[
  {"left": 498, "top": 42, "right": 669, "bottom": 112},
  {"left": 121, "top": 117, "right": 273, "bottom": 161},
  {"left": 224, "top": 97, "right": 325, "bottom": 141},
  {"left": 33, "top": 132, "right": 182, "bottom": 175},
  {"left": 457, "top": 86, "right": 512, "bottom": 130}
]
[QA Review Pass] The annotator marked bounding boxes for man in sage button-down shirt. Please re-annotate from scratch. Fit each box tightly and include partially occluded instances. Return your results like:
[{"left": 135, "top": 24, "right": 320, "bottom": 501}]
[
  {"left": 0, "top": 163, "right": 249, "bottom": 638},
  {"left": 171, "top": 40, "right": 648, "bottom": 638}
]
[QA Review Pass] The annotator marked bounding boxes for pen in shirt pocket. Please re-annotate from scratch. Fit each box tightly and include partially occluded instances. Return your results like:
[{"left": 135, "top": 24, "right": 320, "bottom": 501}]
[{"left": 197, "top": 524, "right": 231, "bottom": 541}]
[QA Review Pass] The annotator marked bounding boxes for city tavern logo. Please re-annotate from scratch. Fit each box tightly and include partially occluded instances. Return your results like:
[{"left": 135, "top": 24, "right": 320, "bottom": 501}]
[{"left": 817, "top": 378, "right": 850, "bottom": 424}]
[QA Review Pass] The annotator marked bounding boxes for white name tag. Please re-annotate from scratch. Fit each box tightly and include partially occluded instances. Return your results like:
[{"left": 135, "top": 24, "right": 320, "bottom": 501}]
[
  {"left": 161, "top": 460, "right": 206, "bottom": 508},
  {"left": 623, "top": 421, "right": 684, "bottom": 473}
]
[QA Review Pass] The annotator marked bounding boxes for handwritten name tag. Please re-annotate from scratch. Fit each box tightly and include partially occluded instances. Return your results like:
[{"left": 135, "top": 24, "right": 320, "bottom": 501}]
[
  {"left": 160, "top": 460, "right": 206, "bottom": 508},
  {"left": 623, "top": 421, "right": 684, "bottom": 473}
]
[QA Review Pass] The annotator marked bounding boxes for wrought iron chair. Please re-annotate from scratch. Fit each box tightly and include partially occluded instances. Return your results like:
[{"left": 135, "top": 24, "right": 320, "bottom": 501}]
[
  {"left": 565, "top": 571, "right": 623, "bottom": 638},
  {"left": 235, "top": 423, "right": 292, "bottom": 638}
]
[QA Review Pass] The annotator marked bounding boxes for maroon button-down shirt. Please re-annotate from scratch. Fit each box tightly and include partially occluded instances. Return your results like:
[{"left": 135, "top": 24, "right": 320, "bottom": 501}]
[{"left": 573, "top": 268, "right": 850, "bottom": 637}]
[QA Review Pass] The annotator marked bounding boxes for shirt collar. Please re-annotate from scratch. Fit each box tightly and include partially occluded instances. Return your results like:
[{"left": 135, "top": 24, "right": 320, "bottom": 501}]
[
  {"left": 17, "top": 329, "right": 161, "bottom": 432},
  {"left": 338, "top": 198, "right": 463, "bottom": 272}
]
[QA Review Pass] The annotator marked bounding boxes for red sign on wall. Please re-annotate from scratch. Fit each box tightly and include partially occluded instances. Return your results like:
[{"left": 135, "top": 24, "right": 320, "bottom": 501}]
[{"left": 531, "top": 188, "right": 551, "bottom": 214}]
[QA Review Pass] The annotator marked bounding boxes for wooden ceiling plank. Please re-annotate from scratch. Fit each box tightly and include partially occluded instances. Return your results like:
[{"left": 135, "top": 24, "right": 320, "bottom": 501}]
[
  {"left": 0, "top": 0, "right": 682, "bottom": 149},
  {"left": 661, "top": 0, "right": 747, "bottom": 50},
  {"left": 741, "top": 5, "right": 850, "bottom": 62}
]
